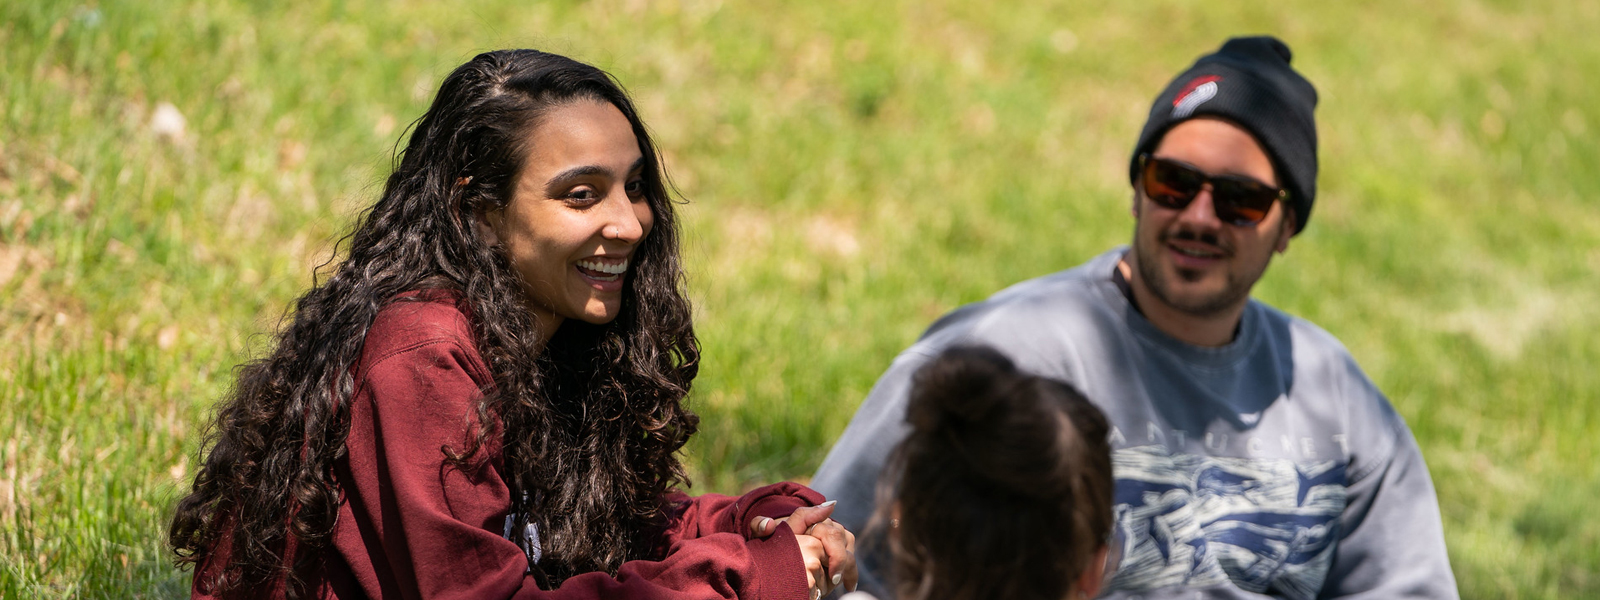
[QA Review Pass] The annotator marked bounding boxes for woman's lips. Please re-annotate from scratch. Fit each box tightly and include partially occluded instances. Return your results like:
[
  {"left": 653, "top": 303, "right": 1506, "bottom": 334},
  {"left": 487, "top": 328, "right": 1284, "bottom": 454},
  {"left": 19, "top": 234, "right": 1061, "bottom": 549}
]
[
  {"left": 575, "top": 257, "right": 628, "bottom": 291},
  {"left": 576, "top": 257, "right": 628, "bottom": 274}
]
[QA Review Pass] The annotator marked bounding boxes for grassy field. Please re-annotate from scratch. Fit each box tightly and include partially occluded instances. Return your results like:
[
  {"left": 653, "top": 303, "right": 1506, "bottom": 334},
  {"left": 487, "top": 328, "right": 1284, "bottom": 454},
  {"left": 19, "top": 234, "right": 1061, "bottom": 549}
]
[{"left": 2, "top": 0, "right": 1597, "bottom": 597}]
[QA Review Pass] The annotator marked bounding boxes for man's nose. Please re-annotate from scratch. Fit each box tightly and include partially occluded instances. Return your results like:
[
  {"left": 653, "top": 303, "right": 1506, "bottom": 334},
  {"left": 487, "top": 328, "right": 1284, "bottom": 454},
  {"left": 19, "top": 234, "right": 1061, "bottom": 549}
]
[{"left": 1176, "top": 184, "right": 1223, "bottom": 228}]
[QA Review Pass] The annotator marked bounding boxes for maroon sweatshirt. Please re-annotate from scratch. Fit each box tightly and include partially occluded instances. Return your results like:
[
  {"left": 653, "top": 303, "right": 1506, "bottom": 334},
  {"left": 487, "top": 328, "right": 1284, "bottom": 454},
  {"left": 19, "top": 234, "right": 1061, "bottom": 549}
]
[{"left": 194, "top": 291, "right": 819, "bottom": 600}]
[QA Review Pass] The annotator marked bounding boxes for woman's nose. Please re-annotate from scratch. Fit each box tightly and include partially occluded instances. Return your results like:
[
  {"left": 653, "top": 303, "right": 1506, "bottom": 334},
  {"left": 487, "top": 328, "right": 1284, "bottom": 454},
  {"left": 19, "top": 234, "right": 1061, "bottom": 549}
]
[{"left": 601, "top": 192, "right": 646, "bottom": 243}]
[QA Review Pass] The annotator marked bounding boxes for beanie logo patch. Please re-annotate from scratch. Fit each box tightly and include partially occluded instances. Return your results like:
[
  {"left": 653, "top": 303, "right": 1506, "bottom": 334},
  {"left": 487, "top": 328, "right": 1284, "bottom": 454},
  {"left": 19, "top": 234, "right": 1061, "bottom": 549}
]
[{"left": 1172, "top": 75, "right": 1222, "bottom": 119}]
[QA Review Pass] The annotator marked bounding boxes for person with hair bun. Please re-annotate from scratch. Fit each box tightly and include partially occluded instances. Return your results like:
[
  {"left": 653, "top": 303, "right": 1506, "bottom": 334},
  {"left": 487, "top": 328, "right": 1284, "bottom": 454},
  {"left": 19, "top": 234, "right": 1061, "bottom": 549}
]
[
  {"left": 170, "top": 49, "right": 854, "bottom": 600},
  {"left": 841, "top": 345, "right": 1115, "bottom": 600}
]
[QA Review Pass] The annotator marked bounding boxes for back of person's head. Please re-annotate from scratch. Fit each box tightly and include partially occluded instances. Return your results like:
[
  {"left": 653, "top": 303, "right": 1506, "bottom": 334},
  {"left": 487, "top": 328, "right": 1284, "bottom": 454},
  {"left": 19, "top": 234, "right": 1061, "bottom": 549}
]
[{"left": 876, "top": 345, "right": 1114, "bottom": 600}]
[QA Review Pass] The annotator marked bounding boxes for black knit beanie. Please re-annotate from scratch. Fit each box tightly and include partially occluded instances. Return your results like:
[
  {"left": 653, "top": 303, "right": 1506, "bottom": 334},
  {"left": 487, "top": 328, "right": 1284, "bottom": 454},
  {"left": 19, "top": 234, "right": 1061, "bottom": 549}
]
[{"left": 1128, "top": 36, "right": 1319, "bottom": 234}]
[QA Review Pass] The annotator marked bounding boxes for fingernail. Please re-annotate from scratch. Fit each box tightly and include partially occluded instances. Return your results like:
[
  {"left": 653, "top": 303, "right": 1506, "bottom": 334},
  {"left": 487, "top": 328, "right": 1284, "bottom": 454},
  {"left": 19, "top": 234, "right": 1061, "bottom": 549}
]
[
  {"left": 832, "top": 573, "right": 843, "bottom": 586},
  {"left": 811, "top": 589, "right": 822, "bottom": 600},
  {"left": 818, "top": 500, "right": 837, "bottom": 508},
  {"left": 758, "top": 516, "right": 771, "bottom": 532}
]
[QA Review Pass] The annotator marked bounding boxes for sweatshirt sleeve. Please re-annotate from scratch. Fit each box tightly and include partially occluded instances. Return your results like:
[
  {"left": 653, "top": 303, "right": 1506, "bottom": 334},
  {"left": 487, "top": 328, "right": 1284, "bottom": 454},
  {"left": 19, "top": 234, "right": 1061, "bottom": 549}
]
[
  {"left": 662, "top": 482, "right": 826, "bottom": 541},
  {"left": 342, "top": 337, "right": 812, "bottom": 600},
  {"left": 1318, "top": 367, "right": 1460, "bottom": 599}
]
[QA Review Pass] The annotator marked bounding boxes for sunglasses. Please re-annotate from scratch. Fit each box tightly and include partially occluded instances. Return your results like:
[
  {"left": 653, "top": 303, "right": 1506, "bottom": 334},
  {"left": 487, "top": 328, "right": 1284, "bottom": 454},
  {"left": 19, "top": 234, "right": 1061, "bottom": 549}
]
[{"left": 1138, "top": 154, "right": 1287, "bottom": 226}]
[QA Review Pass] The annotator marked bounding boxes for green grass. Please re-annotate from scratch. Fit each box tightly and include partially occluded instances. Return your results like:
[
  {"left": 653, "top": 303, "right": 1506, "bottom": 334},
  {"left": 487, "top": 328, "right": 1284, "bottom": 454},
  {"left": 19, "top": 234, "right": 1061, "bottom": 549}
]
[{"left": 2, "top": 0, "right": 1596, "bottom": 597}]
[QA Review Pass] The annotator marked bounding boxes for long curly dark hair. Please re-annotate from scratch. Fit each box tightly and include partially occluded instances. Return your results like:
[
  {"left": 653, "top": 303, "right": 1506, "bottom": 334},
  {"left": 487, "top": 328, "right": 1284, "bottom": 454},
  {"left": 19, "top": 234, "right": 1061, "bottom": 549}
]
[{"left": 169, "top": 49, "right": 700, "bottom": 597}]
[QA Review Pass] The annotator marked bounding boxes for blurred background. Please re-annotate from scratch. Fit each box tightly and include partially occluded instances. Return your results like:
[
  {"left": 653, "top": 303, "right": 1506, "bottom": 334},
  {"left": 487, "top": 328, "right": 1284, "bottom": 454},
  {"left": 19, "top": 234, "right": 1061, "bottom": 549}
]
[{"left": 2, "top": 0, "right": 1596, "bottom": 597}]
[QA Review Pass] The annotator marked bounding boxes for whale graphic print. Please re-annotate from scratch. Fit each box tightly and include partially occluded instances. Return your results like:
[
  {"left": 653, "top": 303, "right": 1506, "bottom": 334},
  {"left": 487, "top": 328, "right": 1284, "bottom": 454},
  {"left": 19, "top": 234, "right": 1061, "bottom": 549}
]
[{"left": 1105, "top": 445, "right": 1347, "bottom": 600}]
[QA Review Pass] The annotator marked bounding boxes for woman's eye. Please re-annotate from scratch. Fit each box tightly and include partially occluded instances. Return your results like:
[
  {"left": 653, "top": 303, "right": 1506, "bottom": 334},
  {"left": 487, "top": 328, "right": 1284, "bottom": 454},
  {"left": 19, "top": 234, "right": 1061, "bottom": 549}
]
[
  {"left": 565, "top": 188, "right": 600, "bottom": 204},
  {"left": 624, "top": 179, "right": 645, "bottom": 198}
]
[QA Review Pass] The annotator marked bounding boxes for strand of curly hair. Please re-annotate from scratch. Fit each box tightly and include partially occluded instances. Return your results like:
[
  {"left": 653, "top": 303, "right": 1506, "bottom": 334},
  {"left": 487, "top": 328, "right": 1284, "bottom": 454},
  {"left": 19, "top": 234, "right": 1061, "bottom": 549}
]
[{"left": 168, "top": 49, "right": 701, "bottom": 598}]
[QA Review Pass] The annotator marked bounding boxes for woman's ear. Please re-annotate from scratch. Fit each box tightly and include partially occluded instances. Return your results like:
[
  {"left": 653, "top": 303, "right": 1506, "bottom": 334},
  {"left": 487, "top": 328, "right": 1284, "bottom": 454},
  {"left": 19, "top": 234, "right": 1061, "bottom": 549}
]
[{"left": 475, "top": 204, "right": 502, "bottom": 247}]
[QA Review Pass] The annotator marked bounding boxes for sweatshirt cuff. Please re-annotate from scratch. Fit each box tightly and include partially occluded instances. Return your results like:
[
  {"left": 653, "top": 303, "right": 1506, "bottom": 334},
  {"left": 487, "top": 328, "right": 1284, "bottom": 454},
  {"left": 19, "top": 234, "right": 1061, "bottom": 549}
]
[
  {"left": 745, "top": 526, "right": 811, "bottom": 600},
  {"left": 740, "top": 482, "right": 827, "bottom": 532}
]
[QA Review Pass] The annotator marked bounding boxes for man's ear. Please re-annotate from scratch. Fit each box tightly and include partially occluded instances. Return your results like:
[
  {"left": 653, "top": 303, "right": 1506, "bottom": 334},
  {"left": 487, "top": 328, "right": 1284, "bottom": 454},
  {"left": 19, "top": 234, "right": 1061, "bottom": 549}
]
[
  {"left": 474, "top": 204, "right": 502, "bottom": 247},
  {"left": 1131, "top": 187, "right": 1143, "bottom": 218},
  {"left": 1274, "top": 206, "right": 1296, "bottom": 254}
]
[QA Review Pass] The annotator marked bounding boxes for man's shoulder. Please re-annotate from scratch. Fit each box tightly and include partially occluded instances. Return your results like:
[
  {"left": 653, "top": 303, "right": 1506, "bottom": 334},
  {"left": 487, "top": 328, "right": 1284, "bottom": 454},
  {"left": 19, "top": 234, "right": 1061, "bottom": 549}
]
[
  {"left": 1252, "top": 300, "right": 1403, "bottom": 430},
  {"left": 1251, "top": 301, "right": 1367, "bottom": 374},
  {"left": 991, "top": 247, "right": 1123, "bottom": 303},
  {"left": 922, "top": 250, "right": 1122, "bottom": 341}
]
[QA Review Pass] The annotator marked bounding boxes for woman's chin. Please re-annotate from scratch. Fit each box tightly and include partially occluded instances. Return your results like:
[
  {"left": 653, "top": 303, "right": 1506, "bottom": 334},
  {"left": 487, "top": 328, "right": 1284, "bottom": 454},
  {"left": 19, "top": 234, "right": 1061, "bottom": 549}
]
[{"left": 574, "top": 303, "right": 624, "bottom": 325}]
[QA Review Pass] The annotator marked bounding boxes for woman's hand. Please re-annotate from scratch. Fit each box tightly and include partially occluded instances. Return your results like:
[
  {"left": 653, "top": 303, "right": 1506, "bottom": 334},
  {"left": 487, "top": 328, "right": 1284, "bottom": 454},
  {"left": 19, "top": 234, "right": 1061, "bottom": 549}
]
[
  {"left": 750, "top": 500, "right": 859, "bottom": 598},
  {"left": 794, "top": 531, "right": 829, "bottom": 599},
  {"left": 801, "top": 513, "right": 857, "bottom": 596}
]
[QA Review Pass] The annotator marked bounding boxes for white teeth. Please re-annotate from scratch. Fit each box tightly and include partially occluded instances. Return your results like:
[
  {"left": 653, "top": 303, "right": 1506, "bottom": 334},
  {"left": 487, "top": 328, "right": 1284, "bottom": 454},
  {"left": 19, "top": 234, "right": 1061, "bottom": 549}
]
[{"left": 576, "top": 258, "right": 629, "bottom": 275}]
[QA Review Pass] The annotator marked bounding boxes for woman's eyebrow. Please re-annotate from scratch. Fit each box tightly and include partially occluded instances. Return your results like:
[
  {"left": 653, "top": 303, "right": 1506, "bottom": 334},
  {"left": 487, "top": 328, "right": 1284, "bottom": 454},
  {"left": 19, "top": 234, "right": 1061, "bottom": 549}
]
[
  {"left": 545, "top": 165, "right": 610, "bottom": 187},
  {"left": 544, "top": 157, "right": 646, "bottom": 188}
]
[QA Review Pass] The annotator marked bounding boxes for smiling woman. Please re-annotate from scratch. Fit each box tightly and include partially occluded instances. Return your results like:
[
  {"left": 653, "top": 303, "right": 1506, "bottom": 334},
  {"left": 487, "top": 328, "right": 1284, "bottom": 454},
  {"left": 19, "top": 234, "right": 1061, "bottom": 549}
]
[
  {"left": 166, "top": 50, "right": 854, "bottom": 600},
  {"left": 478, "top": 100, "right": 655, "bottom": 343}
]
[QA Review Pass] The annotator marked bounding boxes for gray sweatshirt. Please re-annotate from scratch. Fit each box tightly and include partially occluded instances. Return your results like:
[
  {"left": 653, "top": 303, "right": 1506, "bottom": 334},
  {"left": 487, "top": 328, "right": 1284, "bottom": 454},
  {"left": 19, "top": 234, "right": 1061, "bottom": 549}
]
[{"left": 811, "top": 248, "right": 1458, "bottom": 600}]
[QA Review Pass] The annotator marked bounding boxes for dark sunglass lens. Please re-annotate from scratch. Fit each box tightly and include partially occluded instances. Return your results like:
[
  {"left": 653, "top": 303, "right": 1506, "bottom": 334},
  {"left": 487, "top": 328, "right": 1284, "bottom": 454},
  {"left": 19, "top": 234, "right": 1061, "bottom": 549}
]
[
  {"left": 1144, "top": 159, "right": 1201, "bottom": 209},
  {"left": 1211, "top": 178, "right": 1277, "bottom": 225}
]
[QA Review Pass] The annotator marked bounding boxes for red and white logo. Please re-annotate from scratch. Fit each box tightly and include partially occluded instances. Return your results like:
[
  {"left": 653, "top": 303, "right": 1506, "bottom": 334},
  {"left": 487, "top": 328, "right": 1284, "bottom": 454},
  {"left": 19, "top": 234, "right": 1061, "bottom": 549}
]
[{"left": 1172, "top": 75, "right": 1222, "bottom": 119}]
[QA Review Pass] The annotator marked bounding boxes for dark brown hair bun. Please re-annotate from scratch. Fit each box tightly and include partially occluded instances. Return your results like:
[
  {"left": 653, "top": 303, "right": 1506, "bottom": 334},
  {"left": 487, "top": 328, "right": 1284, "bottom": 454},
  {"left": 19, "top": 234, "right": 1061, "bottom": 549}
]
[{"left": 877, "top": 345, "right": 1114, "bottom": 600}]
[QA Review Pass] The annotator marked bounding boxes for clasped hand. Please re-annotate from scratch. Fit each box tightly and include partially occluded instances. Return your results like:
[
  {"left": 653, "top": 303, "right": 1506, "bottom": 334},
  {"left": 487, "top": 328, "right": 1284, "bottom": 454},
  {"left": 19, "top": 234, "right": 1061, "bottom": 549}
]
[{"left": 750, "top": 501, "right": 858, "bottom": 599}]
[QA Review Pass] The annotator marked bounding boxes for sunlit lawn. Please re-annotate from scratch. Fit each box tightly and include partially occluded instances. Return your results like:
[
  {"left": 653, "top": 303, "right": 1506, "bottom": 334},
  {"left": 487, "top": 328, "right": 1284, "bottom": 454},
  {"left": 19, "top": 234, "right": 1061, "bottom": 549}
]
[{"left": 2, "top": 0, "right": 1597, "bottom": 597}]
